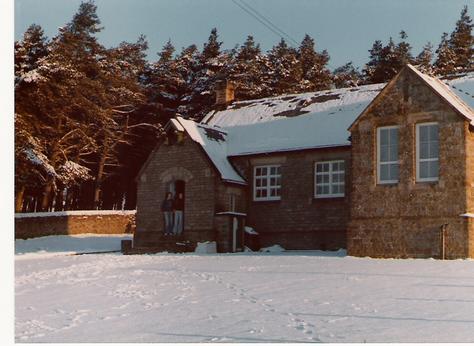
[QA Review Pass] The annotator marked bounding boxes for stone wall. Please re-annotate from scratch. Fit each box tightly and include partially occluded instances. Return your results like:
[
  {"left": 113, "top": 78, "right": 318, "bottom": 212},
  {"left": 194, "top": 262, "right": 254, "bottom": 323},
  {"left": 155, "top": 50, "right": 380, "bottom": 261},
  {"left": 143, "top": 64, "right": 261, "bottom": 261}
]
[
  {"left": 231, "top": 147, "right": 350, "bottom": 250},
  {"left": 348, "top": 67, "right": 471, "bottom": 258},
  {"left": 15, "top": 211, "right": 135, "bottom": 239}
]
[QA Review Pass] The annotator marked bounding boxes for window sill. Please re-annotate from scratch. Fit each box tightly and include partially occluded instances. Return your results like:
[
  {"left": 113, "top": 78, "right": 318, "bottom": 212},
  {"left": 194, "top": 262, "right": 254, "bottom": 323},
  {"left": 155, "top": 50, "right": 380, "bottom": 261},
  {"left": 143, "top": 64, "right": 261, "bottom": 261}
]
[
  {"left": 416, "top": 179, "right": 439, "bottom": 183},
  {"left": 314, "top": 195, "right": 345, "bottom": 199},
  {"left": 252, "top": 199, "right": 281, "bottom": 203},
  {"left": 377, "top": 181, "right": 399, "bottom": 185}
]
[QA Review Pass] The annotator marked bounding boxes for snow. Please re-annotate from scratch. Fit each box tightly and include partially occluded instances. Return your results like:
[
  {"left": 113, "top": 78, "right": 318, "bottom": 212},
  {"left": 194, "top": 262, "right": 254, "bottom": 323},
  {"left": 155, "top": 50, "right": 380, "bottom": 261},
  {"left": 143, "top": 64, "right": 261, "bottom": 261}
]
[
  {"left": 176, "top": 117, "right": 246, "bottom": 184},
  {"left": 15, "top": 238, "right": 474, "bottom": 343},
  {"left": 244, "top": 226, "right": 258, "bottom": 235},
  {"left": 445, "top": 72, "right": 474, "bottom": 112},
  {"left": 15, "top": 234, "right": 132, "bottom": 258},
  {"left": 15, "top": 209, "right": 136, "bottom": 218},
  {"left": 194, "top": 241, "right": 217, "bottom": 254},
  {"left": 460, "top": 213, "right": 474, "bottom": 218},
  {"left": 169, "top": 118, "right": 184, "bottom": 132},
  {"left": 58, "top": 160, "right": 91, "bottom": 185},
  {"left": 23, "top": 147, "right": 56, "bottom": 177},
  {"left": 202, "top": 83, "right": 384, "bottom": 129},
  {"left": 260, "top": 244, "right": 285, "bottom": 253}
]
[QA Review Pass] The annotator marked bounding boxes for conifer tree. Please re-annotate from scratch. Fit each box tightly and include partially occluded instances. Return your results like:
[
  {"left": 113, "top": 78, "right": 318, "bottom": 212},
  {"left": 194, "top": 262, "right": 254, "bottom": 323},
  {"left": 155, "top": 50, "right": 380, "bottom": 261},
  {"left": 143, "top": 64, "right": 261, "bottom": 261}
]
[
  {"left": 434, "top": 32, "right": 457, "bottom": 75},
  {"left": 449, "top": 5, "right": 473, "bottom": 72},
  {"left": 298, "top": 34, "right": 333, "bottom": 91},
  {"left": 363, "top": 40, "right": 383, "bottom": 83},
  {"left": 225, "top": 35, "right": 272, "bottom": 99},
  {"left": 201, "top": 27, "right": 222, "bottom": 61},
  {"left": 415, "top": 42, "right": 434, "bottom": 74},
  {"left": 267, "top": 38, "right": 303, "bottom": 94}
]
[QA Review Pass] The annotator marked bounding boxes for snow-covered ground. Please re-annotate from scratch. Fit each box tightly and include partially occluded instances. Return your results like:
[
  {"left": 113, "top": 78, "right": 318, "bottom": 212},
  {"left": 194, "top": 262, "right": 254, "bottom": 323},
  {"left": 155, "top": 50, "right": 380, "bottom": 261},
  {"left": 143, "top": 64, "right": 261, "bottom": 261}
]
[{"left": 15, "top": 236, "right": 474, "bottom": 343}]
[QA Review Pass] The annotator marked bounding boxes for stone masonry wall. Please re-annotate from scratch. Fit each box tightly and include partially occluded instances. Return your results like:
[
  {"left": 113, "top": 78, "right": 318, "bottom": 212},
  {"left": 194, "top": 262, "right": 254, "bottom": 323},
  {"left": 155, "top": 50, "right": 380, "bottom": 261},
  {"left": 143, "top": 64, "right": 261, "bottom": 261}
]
[
  {"left": 466, "top": 123, "right": 474, "bottom": 257},
  {"left": 135, "top": 136, "right": 218, "bottom": 248},
  {"left": 231, "top": 147, "right": 350, "bottom": 250},
  {"left": 348, "top": 67, "right": 470, "bottom": 258},
  {"left": 15, "top": 212, "right": 135, "bottom": 239}
]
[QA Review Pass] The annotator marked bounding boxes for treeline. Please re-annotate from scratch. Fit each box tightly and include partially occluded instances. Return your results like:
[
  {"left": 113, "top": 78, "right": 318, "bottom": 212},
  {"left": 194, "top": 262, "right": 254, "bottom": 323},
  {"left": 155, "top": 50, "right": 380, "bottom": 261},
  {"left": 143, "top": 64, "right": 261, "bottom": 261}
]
[{"left": 15, "top": 1, "right": 473, "bottom": 212}]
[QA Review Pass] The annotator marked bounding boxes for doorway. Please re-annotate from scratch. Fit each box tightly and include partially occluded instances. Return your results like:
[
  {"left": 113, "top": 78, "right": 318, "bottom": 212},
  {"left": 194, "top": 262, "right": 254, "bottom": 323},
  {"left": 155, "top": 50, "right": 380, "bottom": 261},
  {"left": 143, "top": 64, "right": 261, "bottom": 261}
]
[
  {"left": 167, "top": 180, "right": 185, "bottom": 198},
  {"left": 167, "top": 180, "right": 185, "bottom": 235}
]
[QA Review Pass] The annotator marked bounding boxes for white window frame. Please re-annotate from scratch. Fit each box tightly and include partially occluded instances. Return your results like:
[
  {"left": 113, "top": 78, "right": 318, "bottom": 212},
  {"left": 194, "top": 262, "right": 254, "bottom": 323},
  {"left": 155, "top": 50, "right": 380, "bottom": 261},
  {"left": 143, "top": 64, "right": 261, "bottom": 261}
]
[
  {"left": 377, "top": 126, "right": 400, "bottom": 184},
  {"left": 314, "top": 160, "right": 345, "bottom": 199},
  {"left": 253, "top": 165, "right": 281, "bottom": 201},
  {"left": 416, "top": 122, "right": 439, "bottom": 182}
]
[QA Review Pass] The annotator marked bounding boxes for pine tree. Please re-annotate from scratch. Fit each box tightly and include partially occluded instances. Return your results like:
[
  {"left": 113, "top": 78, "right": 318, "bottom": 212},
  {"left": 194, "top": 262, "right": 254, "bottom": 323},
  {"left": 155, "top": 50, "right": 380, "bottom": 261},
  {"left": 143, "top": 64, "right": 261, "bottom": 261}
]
[
  {"left": 224, "top": 35, "right": 272, "bottom": 99},
  {"left": 363, "top": 32, "right": 413, "bottom": 84},
  {"left": 449, "top": 5, "right": 473, "bottom": 72},
  {"left": 394, "top": 30, "right": 413, "bottom": 69},
  {"left": 415, "top": 42, "right": 434, "bottom": 74},
  {"left": 267, "top": 38, "right": 303, "bottom": 94},
  {"left": 434, "top": 32, "right": 457, "bottom": 75},
  {"left": 201, "top": 27, "right": 222, "bottom": 61},
  {"left": 15, "top": 24, "right": 49, "bottom": 85},
  {"left": 363, "top": 40, "right": 383, "bottom": 83},
  {"left": 298, "top": 34, "right": 333, "bottom": 91}
]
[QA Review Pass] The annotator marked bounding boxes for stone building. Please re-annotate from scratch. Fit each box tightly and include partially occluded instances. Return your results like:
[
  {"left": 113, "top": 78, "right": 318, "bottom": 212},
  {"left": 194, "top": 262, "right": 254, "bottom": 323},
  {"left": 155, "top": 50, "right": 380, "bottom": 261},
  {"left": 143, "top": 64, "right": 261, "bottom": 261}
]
[
  {"left": 132, "top": 65, "right": 474, "bottom": 258},
  {"left": 348, "top": 65, "right": 474, "bottom": 258}
]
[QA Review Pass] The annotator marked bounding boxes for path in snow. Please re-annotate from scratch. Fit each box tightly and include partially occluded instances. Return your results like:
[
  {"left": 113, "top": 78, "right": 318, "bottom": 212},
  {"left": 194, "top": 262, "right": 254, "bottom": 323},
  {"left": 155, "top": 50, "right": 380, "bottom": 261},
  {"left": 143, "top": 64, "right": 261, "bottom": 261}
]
[{"left": 14, "top": 237, "right": 474, "bottom": 343}]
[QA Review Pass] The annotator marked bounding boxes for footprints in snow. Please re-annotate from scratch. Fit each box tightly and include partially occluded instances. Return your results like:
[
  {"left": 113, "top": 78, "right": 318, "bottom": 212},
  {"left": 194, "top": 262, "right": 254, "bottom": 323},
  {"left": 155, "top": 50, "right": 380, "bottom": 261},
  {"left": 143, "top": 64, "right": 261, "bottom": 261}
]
[{"left": 193, "top": 270, "right": 320, "bottom": 341}]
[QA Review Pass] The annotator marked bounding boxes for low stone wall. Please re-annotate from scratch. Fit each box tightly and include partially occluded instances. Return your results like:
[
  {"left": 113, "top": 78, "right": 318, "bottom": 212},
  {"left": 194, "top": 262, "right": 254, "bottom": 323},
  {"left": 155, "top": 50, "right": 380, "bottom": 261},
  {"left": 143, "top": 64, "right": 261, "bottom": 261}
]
[{"left": 15, "top": 211, "right": 136, "bottom": 239}]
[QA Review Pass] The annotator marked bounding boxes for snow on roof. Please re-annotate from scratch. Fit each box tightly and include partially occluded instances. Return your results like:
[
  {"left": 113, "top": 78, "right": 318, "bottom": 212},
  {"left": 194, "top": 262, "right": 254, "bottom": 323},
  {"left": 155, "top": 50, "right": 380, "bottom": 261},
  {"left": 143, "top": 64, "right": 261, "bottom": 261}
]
[
  {"left": 407, "top": 65, "right": 474, "bottom": 125},
  {"left": 169, "top": 118, "right": 185, "bottom": 132},
  {"left": 444, "top": 73, "right": 474, "bottom": 118},
  {"left": 202, "top": 83, "right": 384, "bottom": 155},
  {"left": 175, "top": 117, "right": 246, "bottom": 185},
  {"left": 202, "top": 83, "right": 385, "bottom": 128}
]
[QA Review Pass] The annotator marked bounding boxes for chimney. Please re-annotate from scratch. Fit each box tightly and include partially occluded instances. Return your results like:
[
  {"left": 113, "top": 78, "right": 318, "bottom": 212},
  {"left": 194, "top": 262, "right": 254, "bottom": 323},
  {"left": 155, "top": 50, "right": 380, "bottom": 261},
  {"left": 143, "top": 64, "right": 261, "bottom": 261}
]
[{"left": 215, "top": 79, "right": 235, "bottom": 106}]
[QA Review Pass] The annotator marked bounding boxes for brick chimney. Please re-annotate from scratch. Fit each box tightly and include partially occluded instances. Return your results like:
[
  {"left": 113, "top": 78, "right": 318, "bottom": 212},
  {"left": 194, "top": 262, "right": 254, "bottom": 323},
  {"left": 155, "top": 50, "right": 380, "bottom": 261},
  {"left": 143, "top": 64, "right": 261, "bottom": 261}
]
[{"left": 215, "top": 79, "right": 235, "bottom": 106}]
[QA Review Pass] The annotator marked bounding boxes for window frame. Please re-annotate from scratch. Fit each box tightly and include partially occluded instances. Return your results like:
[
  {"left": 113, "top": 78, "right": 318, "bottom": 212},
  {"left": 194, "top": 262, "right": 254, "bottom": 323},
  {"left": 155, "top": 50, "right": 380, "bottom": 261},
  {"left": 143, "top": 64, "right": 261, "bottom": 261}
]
[
  {"left": 416, "top": 122, "right": 439, "bottom": 183},
  {"left": 314, "top": 160, "right": 346, "bottom": 199},
  {"left": 253, "top": 165, "right": 282, "bottom": 201},
  {"left": 376, "top": 125, "right": 400, "bottom": 185}
]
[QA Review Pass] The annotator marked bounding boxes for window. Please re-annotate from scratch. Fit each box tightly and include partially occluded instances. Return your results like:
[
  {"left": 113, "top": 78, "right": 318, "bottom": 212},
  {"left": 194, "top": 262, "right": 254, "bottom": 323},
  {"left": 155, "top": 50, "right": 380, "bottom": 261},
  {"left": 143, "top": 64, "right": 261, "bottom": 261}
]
[
  {"left": 377, "top": 126, "right": 399, "bottom": 184},
  {"left": 314, "top": 160, "right": 345, "bottom": 198},
  {"left": 416, "top": 122, "right": 439, "bottom": 182},
  {"left": 253, "top": 165, "right": 281, "bottom": 201}
]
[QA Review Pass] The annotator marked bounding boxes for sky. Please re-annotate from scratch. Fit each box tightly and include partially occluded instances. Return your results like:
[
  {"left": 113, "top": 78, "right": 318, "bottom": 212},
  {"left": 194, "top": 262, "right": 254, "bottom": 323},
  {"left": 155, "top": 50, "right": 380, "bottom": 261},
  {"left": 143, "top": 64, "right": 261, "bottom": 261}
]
[{"left": 14, "top": 0, "right": 472, "bottom": 69}]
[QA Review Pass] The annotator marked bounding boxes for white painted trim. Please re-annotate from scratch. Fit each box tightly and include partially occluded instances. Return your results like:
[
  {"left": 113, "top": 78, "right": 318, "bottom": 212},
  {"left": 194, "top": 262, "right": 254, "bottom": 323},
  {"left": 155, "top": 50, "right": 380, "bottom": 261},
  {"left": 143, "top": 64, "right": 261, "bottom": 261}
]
[
  {"left": 314, "top": 160, "right": 345, "bottom": 198},
  {"left": 376, "top": 126, "right": 400, "bottom": 185},
  {"left": 253, "top": 165, "right": 282, "bottom": 201},
  {"left": 416, "top": 122, "right": 439, "bottom": 183}
]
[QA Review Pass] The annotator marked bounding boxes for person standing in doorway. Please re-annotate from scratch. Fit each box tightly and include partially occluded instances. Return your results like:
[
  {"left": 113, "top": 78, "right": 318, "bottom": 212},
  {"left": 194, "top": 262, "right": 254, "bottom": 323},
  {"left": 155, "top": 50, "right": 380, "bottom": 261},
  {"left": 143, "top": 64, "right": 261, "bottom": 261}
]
[
  {"left": 173, "top": 192, "right": 184, "bottom": 235},
  {"left": 161, "top": 192, "right": 174, "bottom": 235}
]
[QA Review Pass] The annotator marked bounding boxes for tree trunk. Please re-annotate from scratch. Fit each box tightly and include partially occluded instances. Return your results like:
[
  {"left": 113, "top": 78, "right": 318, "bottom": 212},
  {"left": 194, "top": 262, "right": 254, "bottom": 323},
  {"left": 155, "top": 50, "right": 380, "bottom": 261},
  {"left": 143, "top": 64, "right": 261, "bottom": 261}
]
[
  {"left": 93, "top": 141, "right": 109, "bottom": 210},
  {"left": 15, "top": 185, "right": 25, "bottom": 213},
  {"left": 40, "top": 146, "right": 59, "bottom": 211},
  {"left": 40, "top": 181, "right": 54, "bottom": 211}
]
